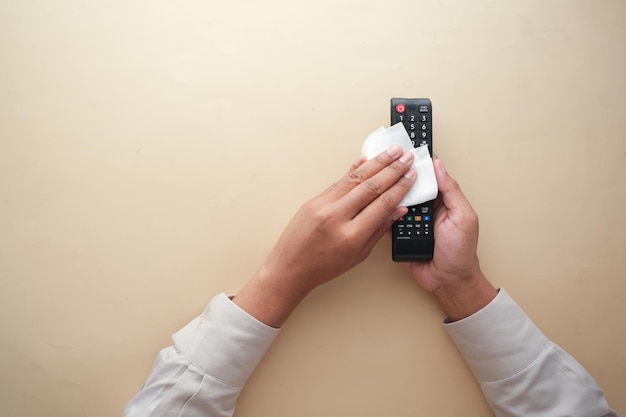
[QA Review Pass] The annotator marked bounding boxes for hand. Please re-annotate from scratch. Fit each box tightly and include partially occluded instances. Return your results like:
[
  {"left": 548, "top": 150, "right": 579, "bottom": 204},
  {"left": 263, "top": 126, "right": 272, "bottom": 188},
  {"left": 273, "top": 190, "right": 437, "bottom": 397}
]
[
  {"left": 234, "top": 145, "right": 417, "bottom": 326},
  {"left": 406, "top": 158, "right": 497, "bottom": 321}
]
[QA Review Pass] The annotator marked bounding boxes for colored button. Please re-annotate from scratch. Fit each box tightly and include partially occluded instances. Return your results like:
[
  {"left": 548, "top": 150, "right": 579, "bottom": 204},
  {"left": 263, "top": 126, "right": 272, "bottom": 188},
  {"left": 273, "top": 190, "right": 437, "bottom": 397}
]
[
  {"left": 405, "top": 215, "right": 413, "bottom": 221},
  {"left": 395, "top": 103, "right": 406, "bottom": 113},
  {"left": 423, "top": 216, "right": 430, "bottom": 221}
]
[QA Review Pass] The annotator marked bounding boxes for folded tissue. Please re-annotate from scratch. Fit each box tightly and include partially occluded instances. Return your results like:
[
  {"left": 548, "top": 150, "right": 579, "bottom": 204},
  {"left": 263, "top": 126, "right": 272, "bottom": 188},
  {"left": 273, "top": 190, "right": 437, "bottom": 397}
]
[{"left": 361, "top": 123, "right": 438, "bottom": 207}]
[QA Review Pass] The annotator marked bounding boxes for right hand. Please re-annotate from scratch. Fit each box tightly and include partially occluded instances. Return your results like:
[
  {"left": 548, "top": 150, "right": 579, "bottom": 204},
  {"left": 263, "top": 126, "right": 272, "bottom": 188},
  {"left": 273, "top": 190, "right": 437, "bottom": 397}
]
[{"left": 406, "top": 158, "right": 497, "bottom": 320}]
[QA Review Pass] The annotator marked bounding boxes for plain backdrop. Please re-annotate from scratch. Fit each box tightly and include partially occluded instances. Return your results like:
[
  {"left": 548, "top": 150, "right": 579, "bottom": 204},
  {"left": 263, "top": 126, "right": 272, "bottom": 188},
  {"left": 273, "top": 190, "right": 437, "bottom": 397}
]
[{"left": 1, "top": 1, "right": 625, "bottom": 416}]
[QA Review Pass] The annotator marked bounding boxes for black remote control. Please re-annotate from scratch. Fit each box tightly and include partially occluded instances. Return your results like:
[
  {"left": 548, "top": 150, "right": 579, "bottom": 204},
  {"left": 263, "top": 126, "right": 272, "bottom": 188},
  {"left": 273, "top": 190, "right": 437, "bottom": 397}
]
[{"left": 391, "top": 98, "right": 434, "bottom": 262}]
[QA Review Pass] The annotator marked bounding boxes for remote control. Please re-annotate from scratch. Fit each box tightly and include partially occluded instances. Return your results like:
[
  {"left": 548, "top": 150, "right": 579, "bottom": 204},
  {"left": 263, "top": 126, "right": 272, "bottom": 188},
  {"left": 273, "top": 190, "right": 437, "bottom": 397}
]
[{"left": 391, "top": 98, "right": 434, "bottom": 262}]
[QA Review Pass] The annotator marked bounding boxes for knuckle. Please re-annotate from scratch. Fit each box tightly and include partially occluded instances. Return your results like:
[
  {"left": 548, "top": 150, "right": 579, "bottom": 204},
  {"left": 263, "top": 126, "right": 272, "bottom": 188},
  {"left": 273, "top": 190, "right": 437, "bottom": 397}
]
[
  {"left": 312, "top": 206, "right": 336, "bottom": 229},
  {"left": 362, "top": 178, "right": 382, "bottom": 196},
  {"left": 374, "top": 152, "right": 388, "bottom": 165},
  {"left": 336, "top": 228, "right": 353, "bottom": 246},
  {"left": 377, "top": 193, "right": 397, "bottom": 210},
  {"left": 459, "top": 208, "right": 479, "bottom": 229},
  {"left": 387, "top": 159, "right": 406, "bottom": 172},
  {"left": 346, "top": 169, "right": 367, "bottom": 187},
  {"left": 449, "top": 178, "right": 461, "bottom": 191}
]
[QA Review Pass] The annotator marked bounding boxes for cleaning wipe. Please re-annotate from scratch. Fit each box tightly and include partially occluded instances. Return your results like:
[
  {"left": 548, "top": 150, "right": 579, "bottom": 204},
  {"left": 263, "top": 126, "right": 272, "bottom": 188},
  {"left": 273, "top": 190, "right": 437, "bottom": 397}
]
[{"left": 361, "top": 123, "right": 438, "bottom": 207}]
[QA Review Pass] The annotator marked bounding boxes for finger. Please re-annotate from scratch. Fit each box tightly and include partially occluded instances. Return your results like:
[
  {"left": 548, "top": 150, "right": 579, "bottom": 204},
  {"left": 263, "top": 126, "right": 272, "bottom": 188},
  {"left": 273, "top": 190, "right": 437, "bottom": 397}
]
[
  {"left": 339, "top": 150, "right": 414, "bottom": 216},
  {"left": 433, "top": 158, "right": 477, "bottom": 226},
  {"left": 351, "top": 166, "right": 416, "bottom": 232},
  {"left": 362, "top": 206, "right": 408, "bottom": 253},
  {"left": 327, "top": 145, "right": 404, "bottom": 201},
  {"left": 434, "top": 158, "right": 471, "bottom": 214},
  {"left": 352, "top": 154, "right": 367, "bottom": 170},
  {"left": 317, "top": 154, "right": 368, "bottom": 200}
]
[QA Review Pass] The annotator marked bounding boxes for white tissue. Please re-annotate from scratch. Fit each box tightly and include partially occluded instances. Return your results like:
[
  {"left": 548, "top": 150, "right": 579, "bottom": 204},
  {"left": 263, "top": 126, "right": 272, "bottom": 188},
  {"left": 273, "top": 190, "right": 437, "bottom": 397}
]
[{"left": 361, "top": 123, "right": 438, "bottom": 207}]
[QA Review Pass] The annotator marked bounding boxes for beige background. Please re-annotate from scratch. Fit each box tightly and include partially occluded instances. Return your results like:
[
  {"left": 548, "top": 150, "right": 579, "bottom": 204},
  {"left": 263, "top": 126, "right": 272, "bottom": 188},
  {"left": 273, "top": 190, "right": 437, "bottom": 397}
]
[{"left": 1, "top": 1, "right": 625, "bottom": 416}]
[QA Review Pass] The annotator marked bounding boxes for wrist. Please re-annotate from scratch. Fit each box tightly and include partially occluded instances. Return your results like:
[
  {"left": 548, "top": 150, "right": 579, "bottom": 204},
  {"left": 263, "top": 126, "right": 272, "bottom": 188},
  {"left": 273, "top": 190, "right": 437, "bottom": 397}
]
[
  {"left": 232, "top": 264, "right": 311, "bottom": 328},
  {"left": 432, "top": 265, "right": 497, "bottom": 322}
]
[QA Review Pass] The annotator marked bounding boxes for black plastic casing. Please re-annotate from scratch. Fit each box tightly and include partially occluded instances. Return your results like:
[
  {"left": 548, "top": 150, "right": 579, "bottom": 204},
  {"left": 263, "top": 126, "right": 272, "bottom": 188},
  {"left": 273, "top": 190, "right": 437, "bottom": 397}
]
[{"left": 391, "top": 98, "right": 435, "bottom": 262}]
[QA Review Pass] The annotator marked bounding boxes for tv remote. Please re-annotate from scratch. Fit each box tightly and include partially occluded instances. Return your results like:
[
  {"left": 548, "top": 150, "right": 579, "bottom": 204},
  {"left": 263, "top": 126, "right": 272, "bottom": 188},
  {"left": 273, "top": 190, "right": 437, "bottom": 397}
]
[{"left": 391, "top": 98, "right": 434, "bottom": 262}]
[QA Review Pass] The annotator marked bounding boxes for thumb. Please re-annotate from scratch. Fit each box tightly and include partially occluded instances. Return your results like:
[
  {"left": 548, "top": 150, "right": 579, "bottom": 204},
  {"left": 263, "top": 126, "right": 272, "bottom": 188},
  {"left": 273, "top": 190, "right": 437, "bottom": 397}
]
[{"left": 433, "top": 158, "right": 474, "bottom": 216}]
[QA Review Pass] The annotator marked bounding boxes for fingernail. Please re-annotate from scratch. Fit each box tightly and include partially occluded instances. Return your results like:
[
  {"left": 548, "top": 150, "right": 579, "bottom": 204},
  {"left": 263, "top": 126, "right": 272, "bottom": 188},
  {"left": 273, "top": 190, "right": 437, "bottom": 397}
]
[
  {"left": 404, "top": 168, "right": 416, "bottom": 179},
  {"left": 399, "top": 151, "right": 413, "bottom": 164},
  {"left": 354, "top": 155, "right": 366, "bottom": 167},
  {"left": 386, "top": 144, "right": 402, "bottom": 157}
]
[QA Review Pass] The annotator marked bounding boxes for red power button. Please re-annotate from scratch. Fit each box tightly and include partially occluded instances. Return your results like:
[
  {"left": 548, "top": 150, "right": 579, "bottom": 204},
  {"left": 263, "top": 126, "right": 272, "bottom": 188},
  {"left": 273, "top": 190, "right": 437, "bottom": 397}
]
[{"left": 395, "top": 103, "right": 406, "bottom": 113}]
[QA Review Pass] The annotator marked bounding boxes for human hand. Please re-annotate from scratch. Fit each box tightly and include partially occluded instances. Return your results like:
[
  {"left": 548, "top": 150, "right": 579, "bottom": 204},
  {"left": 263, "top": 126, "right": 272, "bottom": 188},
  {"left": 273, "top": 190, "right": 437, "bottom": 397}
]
[
  {"left": 234, "top": 145, "right": 416, "bottom": 326},
  {"left": 406, "top": 158, "right": 497, "bottom": 321}
]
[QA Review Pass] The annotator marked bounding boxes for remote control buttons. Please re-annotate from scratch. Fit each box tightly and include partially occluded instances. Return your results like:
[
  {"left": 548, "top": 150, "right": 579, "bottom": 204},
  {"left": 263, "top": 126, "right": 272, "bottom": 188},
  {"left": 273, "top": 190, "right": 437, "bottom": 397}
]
[
  {"left": 395, "top": 103, "right": 406, "bottom": 113},
  {"left": 394, "top": 208, "right": 432, "bottom": 240}
]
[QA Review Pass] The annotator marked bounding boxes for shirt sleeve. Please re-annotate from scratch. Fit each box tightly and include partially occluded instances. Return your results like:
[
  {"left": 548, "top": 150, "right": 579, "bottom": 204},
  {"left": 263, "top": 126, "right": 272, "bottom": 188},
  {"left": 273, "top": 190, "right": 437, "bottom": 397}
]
[
  {"left": 444, "top": 289, "right": 616, "bottom": 417},
  {"left": 123, "top": 293, "right": 280, "bottom": 417}
]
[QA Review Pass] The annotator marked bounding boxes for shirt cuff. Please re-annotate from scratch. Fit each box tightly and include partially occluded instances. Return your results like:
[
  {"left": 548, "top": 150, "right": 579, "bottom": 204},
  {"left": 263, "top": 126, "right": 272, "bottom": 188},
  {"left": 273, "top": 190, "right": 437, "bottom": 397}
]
[
  {"left": 443, "top": 288, "right": 550, "bottom": 382},
  {"left": 172, "top": 293, "right": 280, "bottom": 387}
]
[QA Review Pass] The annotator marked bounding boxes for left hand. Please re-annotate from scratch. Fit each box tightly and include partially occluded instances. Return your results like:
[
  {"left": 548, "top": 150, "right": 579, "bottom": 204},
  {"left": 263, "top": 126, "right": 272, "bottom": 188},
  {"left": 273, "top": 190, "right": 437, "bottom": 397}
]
[{"left": 234, "top": 145, "right": 416, "bottom": 326}]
